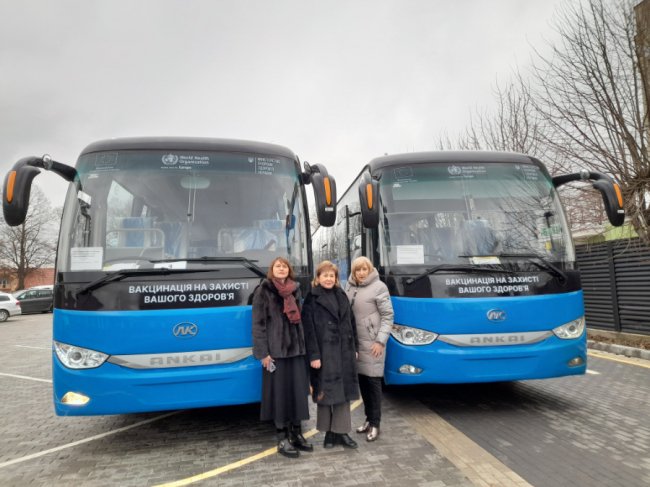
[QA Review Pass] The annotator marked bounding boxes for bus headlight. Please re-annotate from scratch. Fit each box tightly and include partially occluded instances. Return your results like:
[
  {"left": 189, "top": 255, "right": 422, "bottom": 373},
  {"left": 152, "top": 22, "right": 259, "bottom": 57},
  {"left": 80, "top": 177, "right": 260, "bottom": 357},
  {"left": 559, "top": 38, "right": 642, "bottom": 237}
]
[
  {"left": 54, "top": 341, "right": 109, "bottom": 369},
  {"left": 391, "top": 324, "right": 438, "bottom": 345},
  {"left": 552, "top": 317, "right": 585, "bottom": 340}
]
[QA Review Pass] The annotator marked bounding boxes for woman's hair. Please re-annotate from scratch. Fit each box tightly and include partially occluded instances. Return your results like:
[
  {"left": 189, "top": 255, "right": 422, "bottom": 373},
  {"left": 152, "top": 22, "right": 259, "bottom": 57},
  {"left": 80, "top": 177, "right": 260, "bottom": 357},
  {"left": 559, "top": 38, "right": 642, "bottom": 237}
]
[
  {"left": 267, "top": 256, "right": 296, "bottom": 280},
  {"left": 350, "top": 256, "right": 374, "bottom": 284},
  {"left": 312, "top": 260, "right": 340, "bottom": 287}
]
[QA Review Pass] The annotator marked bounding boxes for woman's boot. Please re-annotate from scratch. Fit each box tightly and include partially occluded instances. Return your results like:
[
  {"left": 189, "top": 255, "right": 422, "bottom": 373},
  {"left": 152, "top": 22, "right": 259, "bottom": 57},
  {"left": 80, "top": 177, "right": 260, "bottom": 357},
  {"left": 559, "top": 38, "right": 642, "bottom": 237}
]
[
  {"left": 356, "top": 421, "right": 370, "bottom": 433},
  {"left": 338, "top": 433, "right": 359, "bottom": 449},
  {"left": 366, "top": 426, "right": 380, "bottom": 442},
  {"left": 323, "top": 431, "right": 337, "bottom": 448},
  {"left": 277, "top": 428, "right": 299, "bottom": 458},
  {"left": 289, "top": 424, "right": 313, "bottom": 452}
]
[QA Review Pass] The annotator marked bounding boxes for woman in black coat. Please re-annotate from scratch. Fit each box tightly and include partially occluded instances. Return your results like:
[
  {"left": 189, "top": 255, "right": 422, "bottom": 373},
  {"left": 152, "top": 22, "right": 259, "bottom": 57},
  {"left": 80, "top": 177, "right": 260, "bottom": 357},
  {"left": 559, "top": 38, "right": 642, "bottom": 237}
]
[
  {"left": 302, "top": 260, "right": 360, "bottom": 449},
  {"left": 252, "top": 257, "right": 312, "bottom": 458}
]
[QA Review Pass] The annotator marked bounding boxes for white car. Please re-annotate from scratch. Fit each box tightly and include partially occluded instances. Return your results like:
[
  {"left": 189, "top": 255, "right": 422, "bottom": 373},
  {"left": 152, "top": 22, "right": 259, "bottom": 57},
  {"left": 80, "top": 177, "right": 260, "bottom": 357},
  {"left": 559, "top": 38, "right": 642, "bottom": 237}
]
[{"left": 0, "top": 292, "right": 22, "bottom": 322}]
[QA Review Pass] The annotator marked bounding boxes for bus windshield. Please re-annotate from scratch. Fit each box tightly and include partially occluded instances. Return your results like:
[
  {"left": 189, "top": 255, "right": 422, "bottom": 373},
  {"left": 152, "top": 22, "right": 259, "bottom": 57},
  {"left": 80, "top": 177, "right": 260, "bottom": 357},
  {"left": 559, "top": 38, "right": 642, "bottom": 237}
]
[
  {"left": 57, "top": 150, "right": 308, "bottom": 275},
  {"left": 377, "top": 162, "right": 574, "bottom": 269}
]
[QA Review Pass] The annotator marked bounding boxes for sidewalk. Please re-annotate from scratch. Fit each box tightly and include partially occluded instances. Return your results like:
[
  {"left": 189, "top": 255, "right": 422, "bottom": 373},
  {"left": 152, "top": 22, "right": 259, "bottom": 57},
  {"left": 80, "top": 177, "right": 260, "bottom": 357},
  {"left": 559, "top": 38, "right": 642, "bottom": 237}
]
[{"left": 587, "top": 329, "right": 650, "bottom": 361}]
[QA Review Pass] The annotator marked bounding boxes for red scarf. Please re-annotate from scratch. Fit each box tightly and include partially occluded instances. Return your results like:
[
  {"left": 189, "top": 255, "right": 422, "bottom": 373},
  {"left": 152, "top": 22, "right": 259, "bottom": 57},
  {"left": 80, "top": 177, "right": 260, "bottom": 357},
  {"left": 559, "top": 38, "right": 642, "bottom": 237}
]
[{"left": 272, "top": 278, "right": 301, "bottom": 324}]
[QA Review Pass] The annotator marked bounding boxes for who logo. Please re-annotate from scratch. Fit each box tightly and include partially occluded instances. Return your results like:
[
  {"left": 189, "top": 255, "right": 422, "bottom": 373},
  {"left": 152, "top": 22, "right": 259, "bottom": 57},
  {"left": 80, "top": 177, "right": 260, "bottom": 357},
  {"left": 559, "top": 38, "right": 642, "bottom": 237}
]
[
  {"left": 172, "top": 322, "right": 199, "bottom": 338},
  {"left": 162, "top": 154, "right": 179, "bottom": 165}
]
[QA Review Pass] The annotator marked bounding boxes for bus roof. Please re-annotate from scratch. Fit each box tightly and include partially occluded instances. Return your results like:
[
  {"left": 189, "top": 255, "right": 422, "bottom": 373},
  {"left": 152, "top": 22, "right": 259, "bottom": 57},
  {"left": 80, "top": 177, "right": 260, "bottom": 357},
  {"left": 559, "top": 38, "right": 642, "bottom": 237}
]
[
  {"left": 79, "top": 137, "right": 298, "bottom": 160},
  {"left": 368, "top": 151, "right": 543, "bottom": 172}
]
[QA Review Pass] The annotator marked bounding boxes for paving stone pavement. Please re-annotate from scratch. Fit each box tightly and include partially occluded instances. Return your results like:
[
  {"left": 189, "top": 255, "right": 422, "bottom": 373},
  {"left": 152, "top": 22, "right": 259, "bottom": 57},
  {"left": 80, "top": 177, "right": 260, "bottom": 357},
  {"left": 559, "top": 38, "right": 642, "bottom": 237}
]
[
  {"left": 0, "top": 313, "right": 474, "bottom": 487},
  {"left": 210, "top": 399, "right": 473, "bottom": 487},
  {"left": 0, "top": 398, "right": 474, "bottom": 486},
  {"left": 2, "top": 314, "right": 648, "bottom": 486},
  {"left": 411, "top": 354, "right": 650, "bottom": 487}
]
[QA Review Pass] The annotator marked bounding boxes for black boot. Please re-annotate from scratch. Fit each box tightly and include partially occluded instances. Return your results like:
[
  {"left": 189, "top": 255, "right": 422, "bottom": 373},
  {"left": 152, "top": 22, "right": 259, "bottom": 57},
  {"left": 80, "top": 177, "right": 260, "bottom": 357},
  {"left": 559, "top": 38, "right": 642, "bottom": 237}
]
[
  {"left": 338, "top": 433, "right": 358, "bottom": 449},
  {"left": 289, "top": 424, "right": 313, "bottom": 452},
  {"left": 323, "top": 431, "right": 337, "bottom": 448},
  {"left": 277, "top": 429, "right": 299, "bottom": 458}
]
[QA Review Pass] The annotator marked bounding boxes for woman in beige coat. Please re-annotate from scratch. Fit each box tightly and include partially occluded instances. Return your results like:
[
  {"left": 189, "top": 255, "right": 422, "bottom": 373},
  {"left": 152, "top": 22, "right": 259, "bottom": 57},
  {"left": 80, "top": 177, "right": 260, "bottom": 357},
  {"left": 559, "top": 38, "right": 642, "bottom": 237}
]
[{"left": 344, "top": 256, "right": 394, "bottom": 441}]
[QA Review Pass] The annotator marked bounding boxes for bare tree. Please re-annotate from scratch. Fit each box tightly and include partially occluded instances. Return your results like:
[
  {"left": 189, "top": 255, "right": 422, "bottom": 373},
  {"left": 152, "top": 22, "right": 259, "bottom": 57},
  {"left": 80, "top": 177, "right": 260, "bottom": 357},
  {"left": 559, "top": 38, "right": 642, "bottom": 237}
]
[
  {"left": 0, "top": 186, "right": 59, "bottom": 290},
  {"left": 442, "top": 0, "right": 649, "bottom": 241},
  {"left": 457, "top": 79, "right": 551, "bottom": 158},
  {"left": 439, "top": 73, "right": 581, "bottom": 178},
  {"left": 530, "top": 0, "right": 650, "bottom": 241}
]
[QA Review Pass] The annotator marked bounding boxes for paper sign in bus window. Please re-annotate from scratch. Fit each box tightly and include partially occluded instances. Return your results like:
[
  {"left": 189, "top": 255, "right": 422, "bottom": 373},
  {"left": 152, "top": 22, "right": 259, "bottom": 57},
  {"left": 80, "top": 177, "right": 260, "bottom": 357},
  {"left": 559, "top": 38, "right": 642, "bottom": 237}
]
[
  {"left": 396, "top": 245, "right": 424, "bottom": 264},
  {"left": 71, "top": 247, "right": 103, "bottom": 271}
]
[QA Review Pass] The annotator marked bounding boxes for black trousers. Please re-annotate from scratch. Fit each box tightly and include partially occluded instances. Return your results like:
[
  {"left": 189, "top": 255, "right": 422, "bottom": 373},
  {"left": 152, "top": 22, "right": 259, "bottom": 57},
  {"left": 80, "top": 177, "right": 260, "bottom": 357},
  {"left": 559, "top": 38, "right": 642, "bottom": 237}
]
[{"left": 358, "top": 374, "right": 382, "bottom": 427}]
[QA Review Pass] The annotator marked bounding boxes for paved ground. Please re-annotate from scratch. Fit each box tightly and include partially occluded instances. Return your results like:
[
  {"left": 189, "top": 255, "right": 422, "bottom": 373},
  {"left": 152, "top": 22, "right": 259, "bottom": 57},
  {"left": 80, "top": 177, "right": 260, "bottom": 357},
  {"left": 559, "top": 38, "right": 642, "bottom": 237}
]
[
  {"left": 1, "top": 313, "right": 649, "bottom": 486},
  {"left": 405, "top": 354, "right": 650, "bottom": 487}
]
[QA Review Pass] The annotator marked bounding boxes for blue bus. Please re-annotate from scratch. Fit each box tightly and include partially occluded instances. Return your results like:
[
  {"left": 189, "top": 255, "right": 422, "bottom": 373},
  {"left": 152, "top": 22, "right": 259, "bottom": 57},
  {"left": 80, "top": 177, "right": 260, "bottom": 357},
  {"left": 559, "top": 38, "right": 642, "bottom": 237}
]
[
  {"left": 3, "top": 137, "right": 337, "bottom": 415},
  {"left": 312, "top": 151, "right": 624, "bottom": 384}
]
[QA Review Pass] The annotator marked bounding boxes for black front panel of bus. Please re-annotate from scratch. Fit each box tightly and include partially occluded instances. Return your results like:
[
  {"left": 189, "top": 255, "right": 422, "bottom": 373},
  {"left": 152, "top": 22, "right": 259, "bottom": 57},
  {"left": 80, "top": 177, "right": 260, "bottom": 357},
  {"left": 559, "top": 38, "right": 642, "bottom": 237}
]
[
  {"left": 55, "top": 272, "right": 312, "bottom": 311},
  {"left": 385, "top": 269, "right": 582, "bottom": 298}
]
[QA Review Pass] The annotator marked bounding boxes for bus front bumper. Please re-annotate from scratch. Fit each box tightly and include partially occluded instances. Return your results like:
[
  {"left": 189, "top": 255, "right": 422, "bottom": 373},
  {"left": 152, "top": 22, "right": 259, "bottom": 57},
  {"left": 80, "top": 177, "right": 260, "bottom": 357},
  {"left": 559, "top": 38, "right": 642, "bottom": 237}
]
[
  {"left": 52, "top": 355, "right": 262, "bottom": 416},
  {"left": 384, "top": 332, "right": 587, "bottom": 385}
]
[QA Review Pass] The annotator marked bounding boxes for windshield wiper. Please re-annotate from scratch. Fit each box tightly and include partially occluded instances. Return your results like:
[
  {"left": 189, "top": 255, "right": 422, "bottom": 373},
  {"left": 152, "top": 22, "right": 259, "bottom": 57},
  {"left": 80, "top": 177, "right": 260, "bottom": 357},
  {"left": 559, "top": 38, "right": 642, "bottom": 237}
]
[
  {"left": 495, "top": 253, "right": 567, "bottom": 282},
  {"left": 149, "top": 256, "right": 267, "bottom": 279},
  {"left": 405, "top": 264, "right": 511, "bottom": 286},
  {"left": 76, "top": 267, "right": 216, "bottom": 296}
]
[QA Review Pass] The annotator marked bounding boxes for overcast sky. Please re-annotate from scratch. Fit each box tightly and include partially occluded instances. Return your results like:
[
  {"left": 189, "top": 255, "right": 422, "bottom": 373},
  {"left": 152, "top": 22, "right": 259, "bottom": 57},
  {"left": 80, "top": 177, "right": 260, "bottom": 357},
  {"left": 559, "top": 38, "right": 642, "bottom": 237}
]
[{"left": 0, "top": 0, "right": 567, "bottom": 208}]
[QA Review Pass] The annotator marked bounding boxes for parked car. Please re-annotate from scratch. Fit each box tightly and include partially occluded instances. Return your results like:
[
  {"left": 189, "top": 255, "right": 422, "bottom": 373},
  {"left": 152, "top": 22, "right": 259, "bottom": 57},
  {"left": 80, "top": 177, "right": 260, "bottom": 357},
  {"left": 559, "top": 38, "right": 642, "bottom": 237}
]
[
  {"left": 13, "top": 286, "right": 53, "bottom": 314},
  {"left": 0, "top": 292, "right": 22, "bottom": 322}
]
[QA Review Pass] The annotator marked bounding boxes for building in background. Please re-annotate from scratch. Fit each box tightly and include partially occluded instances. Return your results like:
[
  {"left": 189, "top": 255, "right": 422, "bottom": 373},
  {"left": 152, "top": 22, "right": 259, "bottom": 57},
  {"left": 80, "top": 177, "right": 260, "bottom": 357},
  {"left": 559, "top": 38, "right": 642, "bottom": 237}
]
[{"left": 0, "top": 267, "right": 54, "bottom": 292}]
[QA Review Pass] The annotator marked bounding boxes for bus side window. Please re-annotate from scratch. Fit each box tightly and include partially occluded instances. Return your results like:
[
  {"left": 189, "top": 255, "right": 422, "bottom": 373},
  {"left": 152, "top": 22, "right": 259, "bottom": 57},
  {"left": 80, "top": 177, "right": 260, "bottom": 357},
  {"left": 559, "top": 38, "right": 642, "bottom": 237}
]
[{"left": 349, "top": 210, "right": 363, "bottom": 261}]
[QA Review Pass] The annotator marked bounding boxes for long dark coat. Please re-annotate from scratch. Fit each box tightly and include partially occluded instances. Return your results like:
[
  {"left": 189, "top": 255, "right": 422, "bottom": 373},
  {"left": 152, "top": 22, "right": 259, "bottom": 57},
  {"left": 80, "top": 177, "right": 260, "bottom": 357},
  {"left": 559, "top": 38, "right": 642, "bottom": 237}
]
[
  {"left": 302, "top": 285, "right": 359, "bottom": 406},
  {"left": 252, "top": 279, "right": 306, "bottom": 360}
]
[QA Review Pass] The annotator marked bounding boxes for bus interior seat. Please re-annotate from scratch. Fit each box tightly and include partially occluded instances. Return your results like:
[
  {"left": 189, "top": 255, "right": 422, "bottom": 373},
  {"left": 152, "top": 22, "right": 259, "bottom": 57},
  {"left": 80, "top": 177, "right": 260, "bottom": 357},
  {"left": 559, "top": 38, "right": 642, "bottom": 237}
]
[
  {"left": 105, "top": 217, "right": 165, "bottom": 261},
  {"left": 459, "top": 219, "right": 499, "bottom": 255},
  {"left": 428, "top": 227, "right": 457, "bottom": 260},
  {"left": 155, "top": 221, "right": 187, "bottom": 257},
  {"left": 218, "top": 227, "right": 277, "bottom": 253},
  {"left": 120, "top": 217, "right": 155, "bottom": 246},
  {"left": 217, "top": 228, "right": 235, "bottom": 254}
]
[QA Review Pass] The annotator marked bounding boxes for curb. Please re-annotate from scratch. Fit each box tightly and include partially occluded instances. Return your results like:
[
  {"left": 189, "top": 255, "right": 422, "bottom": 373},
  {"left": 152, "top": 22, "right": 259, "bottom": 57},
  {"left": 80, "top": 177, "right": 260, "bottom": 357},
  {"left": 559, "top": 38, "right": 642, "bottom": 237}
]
[{"left": 587, "top": 340, "right": 650, "bottom": 361}]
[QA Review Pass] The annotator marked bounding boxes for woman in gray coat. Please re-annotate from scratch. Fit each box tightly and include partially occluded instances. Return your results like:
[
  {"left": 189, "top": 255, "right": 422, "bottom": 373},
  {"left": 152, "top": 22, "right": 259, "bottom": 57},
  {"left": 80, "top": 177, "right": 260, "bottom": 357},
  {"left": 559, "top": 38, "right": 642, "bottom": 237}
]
[{"left": 345, "top": 256, "right": 394, "bottom": 442}]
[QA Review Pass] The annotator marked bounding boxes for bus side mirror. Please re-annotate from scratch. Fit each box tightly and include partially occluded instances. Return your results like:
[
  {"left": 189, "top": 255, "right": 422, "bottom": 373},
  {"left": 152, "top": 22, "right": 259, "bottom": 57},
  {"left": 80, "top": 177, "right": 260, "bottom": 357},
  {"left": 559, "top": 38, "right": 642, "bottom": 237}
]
[
  {"left": 593, "top": 180, "right": 625, "bottom": 227},
  {"left": 3, "top": 157, "right": 42, "bottom": 226},
  {"left": 304, "top": 162, "right": 337, "bottom": 227},
  {"left": 552, "top": 170, "right": 625, "bottom": 227},
  {"left": 358, "top": 173, "right": 379, "bottom": 228}
]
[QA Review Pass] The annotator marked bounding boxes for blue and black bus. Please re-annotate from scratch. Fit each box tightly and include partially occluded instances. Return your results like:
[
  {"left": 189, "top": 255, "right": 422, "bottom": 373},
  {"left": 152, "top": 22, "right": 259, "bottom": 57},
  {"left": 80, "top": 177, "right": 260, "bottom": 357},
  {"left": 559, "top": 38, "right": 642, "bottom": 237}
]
[
  {"left": 3, "top": 137, "right": 336, "bottom": 415},
  {"left": 312, "top": 151, "right": 624, "bottom": 384}
]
